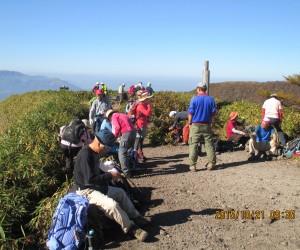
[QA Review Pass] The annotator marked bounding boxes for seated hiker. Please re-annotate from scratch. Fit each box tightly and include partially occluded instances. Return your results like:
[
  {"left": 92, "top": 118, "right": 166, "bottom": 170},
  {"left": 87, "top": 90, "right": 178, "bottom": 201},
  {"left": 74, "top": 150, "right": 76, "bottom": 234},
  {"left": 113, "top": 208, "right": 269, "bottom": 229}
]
[
  {"left": 74, "top": 129, "right": 151, "bottom": 242},
  {"left": 247, "top": 118, "right": 277, "bottom": 161},
  {"left": 169, "top": 110, "right": 189, "bottom": 146},
  {"left": 225, "top": 112, "right": 249, "bottom": 146},
  {"left": 104, "top": 109, "right": 136, "bottom": 178},
  {"left": 59, "top": 119, "right": 93, "bottom": 179}
]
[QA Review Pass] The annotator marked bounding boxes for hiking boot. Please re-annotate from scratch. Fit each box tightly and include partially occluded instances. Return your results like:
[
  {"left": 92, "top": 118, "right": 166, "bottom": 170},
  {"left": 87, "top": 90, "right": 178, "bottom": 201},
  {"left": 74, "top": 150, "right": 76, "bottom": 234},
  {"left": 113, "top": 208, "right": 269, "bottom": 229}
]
[
  {"left": 181, "top": 142, "right": 188, "bottom": 146},
  {"left": 189, "top": 165, "right": 196, "bottom": 172},
  {"left": 206, "top": 162, "right": 216, "bottom": 171},
  {"left": 247, "top": 153, "right": 256, "bottom": 161},
  {"left": 256, "top": 151, "right": 264, "bottom": 159},
  {"left": 124, "top": 170, "right": 132, "bottom": 178},
  {"left": 133, "top": 215, "right": 152, "bottom": 227},
  {"left": 129, "top": 224, "right": 148, "bottom": 242}
]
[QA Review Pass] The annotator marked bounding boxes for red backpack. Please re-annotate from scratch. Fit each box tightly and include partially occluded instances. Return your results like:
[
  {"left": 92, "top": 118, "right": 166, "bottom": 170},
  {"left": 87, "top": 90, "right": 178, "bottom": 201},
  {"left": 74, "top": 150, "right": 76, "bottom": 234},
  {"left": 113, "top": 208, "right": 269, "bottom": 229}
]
[{"left": 128, "top": 85, "right": 136, "bottom": 95}]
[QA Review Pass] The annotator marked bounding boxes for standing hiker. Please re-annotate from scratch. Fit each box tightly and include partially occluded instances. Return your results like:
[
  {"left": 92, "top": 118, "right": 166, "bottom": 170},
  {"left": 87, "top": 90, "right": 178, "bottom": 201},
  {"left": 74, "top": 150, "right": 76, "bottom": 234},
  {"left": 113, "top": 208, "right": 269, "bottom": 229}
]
[
  {"left": 262, "top": 93, "right": 286, "bottom": 146},
  {"left": 105, "top": 109, "right": 137, "bottom": 177},
  {"left": 89, "top": 89, "right": 112, "bottom": 133},
  {"left": 188, "top": 82, "right": 217, "bottom": 171},
  {"left": 118, "top": 83, "right": 126, "bottom": 104}
]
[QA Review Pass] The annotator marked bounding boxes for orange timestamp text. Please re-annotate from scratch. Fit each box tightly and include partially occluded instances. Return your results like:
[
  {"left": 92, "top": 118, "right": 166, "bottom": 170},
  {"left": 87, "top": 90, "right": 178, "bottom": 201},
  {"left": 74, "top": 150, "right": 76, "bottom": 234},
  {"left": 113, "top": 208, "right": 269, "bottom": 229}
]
[{"left": 215, "top": 210, "right": 295, "bottom": 220}]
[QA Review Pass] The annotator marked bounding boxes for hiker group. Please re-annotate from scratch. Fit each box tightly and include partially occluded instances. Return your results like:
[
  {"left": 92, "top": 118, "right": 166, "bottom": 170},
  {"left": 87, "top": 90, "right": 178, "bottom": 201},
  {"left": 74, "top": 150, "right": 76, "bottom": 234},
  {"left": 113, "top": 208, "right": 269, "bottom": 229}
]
[
  {"left": 169, "top": 84, "right": 289, "bottom": 171},
  {"left": 50, "top": 81, "right": 294, "bottom": 249},
  {"left": 51, "top": 82, "right": 155, "bottom": 249}
]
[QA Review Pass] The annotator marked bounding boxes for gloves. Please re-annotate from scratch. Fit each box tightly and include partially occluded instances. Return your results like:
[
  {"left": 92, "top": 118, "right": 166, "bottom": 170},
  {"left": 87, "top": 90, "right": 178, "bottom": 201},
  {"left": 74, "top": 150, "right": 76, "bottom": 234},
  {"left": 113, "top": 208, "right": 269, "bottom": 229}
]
[{"left": 89, "top": 118, "right": 94, "bottom": 125}]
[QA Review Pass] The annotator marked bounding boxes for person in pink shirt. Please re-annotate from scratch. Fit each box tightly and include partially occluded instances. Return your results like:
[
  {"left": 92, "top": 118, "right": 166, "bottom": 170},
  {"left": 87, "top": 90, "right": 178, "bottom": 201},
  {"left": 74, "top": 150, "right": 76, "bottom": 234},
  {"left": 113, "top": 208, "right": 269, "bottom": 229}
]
[
  {"left": 105, "top": 109, "right": 136, "bottom": 177},
  {"left": 134, "top": 92, "right": 153, "bottom": 162}
]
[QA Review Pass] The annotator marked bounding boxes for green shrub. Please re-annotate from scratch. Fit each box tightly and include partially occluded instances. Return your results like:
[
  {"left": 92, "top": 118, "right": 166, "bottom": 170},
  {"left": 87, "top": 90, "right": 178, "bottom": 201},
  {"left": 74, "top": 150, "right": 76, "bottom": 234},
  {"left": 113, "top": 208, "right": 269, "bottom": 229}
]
[{"left": 0, "top": 90, "right": 91, "bottom": 248}]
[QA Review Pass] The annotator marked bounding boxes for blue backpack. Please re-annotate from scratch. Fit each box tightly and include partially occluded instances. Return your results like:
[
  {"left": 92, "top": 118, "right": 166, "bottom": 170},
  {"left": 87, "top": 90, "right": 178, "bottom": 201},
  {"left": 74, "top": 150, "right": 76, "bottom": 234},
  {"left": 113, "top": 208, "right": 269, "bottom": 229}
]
[{"left": 46, "top": 193, "right": 89, "bottom": 250}]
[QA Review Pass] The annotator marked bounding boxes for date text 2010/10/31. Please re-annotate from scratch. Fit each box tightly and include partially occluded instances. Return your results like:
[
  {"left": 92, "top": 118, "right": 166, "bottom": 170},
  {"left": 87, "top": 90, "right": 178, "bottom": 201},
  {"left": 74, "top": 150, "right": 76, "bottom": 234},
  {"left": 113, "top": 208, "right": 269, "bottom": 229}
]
[{"left": 215, "top": 210, "right": 296, "bottom": 220}]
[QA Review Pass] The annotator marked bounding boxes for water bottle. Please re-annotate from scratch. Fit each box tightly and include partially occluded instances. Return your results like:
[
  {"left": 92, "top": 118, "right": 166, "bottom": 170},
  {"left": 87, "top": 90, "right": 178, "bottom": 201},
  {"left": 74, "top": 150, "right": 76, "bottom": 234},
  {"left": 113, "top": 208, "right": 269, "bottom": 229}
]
[{"left": 87, "top": 229, "right": 94, "bottom": 250}]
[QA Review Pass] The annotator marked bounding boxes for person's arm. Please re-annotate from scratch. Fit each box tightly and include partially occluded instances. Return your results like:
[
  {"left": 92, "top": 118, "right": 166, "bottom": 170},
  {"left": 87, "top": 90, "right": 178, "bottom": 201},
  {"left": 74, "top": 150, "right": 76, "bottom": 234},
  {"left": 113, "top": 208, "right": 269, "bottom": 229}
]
[
  {"left": 278, "top": 106, "right": 283, "bottom": 121},
  {"left": 138, "top": 103, "right": 151, "bottom": 117},
  {"left": 111, "top": 115, "right": 121, "bottom": 138},
  {"left": 89, "top": 101, "right": 96, "bottom": 123},
  {"left": 188, "top": 113, "right": 193, "bottom": 125},
  {"left": 262, "top": 108, "right": 265, "bottom": 119}
]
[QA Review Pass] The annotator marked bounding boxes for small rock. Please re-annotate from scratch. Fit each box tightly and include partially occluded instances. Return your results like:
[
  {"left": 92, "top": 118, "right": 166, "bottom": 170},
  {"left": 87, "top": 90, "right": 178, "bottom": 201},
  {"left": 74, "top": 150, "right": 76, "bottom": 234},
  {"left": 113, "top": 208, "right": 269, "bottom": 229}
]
[
  {"left": 270, "top": 196, "right": 275, "bottom": 199},
  {"left": 160, "top": 229, "right": 167, "bottom": 236},
  {"left": 280, "top": 241, "right": 288, "bottom": 246}
]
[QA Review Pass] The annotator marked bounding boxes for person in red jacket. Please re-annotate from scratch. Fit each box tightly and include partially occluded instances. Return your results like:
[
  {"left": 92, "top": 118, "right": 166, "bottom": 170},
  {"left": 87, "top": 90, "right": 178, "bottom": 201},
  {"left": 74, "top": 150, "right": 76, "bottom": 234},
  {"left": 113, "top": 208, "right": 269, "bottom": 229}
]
[
  {"left": 225, "top": 112, "right": 249, "bottom": 146},
  {"left": 134, "top": 92, "right": 153, "bottom": 162}
]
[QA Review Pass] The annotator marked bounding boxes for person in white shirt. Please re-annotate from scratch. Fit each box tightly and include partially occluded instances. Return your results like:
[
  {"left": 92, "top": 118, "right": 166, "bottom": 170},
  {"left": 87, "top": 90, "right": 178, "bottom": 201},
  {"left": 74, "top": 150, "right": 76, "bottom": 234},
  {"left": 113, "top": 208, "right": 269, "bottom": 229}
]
[
  {"left": 118, "top": 83, "right": 125, "bottom": 104},
  {"left": 262, "top": 93, "right": 286, "bottom": 145}
]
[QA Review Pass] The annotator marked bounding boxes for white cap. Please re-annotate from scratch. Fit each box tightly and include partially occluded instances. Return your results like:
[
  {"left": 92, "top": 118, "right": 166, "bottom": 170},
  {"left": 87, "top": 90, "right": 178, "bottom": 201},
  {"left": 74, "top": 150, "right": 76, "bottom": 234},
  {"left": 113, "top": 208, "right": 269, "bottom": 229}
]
[
  {"left": 147, "top": 82, "right": 151, "bottom": 86},
  {"left": 196, "top": 82, "right": 207, "bottom": 88},
  {"left": 95, "top": 82, "right": 100, "bottom": 86},
  {"left": 169, "top": 111, "right": 177, "bottom": 117},
  {"left": 122, "top": 83, "right": 125, "bottom": 86}
]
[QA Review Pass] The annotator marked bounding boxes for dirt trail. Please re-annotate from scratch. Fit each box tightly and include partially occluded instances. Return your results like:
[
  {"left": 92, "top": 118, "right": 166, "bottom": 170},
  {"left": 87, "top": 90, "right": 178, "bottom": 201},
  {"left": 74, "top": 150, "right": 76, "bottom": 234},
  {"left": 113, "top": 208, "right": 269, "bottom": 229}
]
[{"left": 104, "top": 144, "right": 300, "bottom": 250}]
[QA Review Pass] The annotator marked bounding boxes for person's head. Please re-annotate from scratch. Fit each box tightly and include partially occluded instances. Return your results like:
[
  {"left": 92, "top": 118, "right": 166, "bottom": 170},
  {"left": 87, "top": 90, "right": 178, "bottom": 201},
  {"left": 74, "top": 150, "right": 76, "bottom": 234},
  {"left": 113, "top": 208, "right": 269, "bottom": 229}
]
[
  {"left": 104, "top": 109, "right": 115, "bottom": 121},
  {"left": 261, "top": 117, "right": 271, "bottom": 129},
  {"left": 138, "top": 82, "right": 143, "bottom": 87},
  {"left": 138, "top": 91, "right": 153, "bottom": 103},
  {"left": 92, "top": 129, "right": 116, "bottom": 154},
  {"left": 169, "top": 111, "right": 177, "bottom": 118},
  {"left": 270, "top": 93, "right": 278, "bottom": 99},
  {"left": 128, "top": 98, "right": 133, "bottom": 104},
  {"left": 196, "top": 82, "right": 207, "bottom": 92},
  {"left": 136, "top": 90, "right": 143, "bottom": 98},
  {"left": 101, "top": 82, "right": 104, "bottom": 86},
  {"left": 95, "top": 89, "right": 103, "bottom": 99},
  {"left": 229, "top": 112, "right": 239, "bottom": 121},
  {"left": 147, "top": 82, "right": 151, "bottom": 87},
  {"left": 95, "top": 82, "right": 100, "bottom": 86},
  {"left": 122, "top": 83, "right": 125, "bottom": 87}
]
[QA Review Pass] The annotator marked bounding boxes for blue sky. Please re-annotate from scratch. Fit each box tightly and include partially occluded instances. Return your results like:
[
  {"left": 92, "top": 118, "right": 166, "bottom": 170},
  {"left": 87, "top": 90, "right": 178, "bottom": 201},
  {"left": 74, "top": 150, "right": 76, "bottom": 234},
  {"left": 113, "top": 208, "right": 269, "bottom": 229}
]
[{"left": 0, "top": 0, "right": 299, "bottom": 91}]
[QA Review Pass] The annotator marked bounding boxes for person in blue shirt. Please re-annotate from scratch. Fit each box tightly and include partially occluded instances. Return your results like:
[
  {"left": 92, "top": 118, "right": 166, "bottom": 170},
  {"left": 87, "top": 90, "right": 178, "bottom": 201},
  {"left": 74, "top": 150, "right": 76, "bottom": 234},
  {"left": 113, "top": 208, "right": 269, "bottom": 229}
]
[
  {"left": 125, "top": 98, "right": 134, "bottom": 114},
  {"left": 188, "top": 82, "right": 217, "bottom": 171},
  {"left": 247, "top": 118, "right": 277, "bottom": 161}
]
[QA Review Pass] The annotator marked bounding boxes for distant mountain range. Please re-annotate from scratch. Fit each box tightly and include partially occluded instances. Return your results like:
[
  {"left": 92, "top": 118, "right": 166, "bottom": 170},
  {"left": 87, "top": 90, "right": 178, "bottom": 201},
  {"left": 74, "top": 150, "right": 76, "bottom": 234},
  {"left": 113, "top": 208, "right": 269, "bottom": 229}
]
[{"left": 0, "top": 70, "right": 81, "bottom": 100}]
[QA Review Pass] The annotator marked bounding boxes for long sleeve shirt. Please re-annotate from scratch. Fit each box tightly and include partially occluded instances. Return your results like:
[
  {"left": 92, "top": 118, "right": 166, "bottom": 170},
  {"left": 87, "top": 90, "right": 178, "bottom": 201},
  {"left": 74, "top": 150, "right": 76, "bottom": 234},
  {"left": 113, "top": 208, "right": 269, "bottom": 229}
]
[
  {"left": 89, "top": 97, "right": 111, "bottom": 121},
  {"left": 173, "top": 111, "right": 188, "bottom": 127},
  {"left": 74, "top": 146, "right": 112, "bottom": 194},
  {"left": 111, "top": 113, "right": 135, "bottom": 138},
  {"left": 135, "top": 101, "right": 151, "bottom": 129}
]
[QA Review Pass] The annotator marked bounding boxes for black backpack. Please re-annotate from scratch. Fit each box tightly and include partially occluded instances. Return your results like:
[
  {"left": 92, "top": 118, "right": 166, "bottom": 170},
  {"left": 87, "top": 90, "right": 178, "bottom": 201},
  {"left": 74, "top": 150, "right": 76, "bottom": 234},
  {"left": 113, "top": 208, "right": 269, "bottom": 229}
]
[{"left": 62, "top": 119, "right": 86, "bottom": 144}]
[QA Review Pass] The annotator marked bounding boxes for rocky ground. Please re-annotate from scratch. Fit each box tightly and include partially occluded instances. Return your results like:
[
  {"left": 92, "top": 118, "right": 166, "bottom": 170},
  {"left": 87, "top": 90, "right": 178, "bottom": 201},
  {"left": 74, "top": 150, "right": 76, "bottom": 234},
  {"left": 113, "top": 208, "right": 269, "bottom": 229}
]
[{"left": 99, "top": 144, "right": 300, "bottom": 250}]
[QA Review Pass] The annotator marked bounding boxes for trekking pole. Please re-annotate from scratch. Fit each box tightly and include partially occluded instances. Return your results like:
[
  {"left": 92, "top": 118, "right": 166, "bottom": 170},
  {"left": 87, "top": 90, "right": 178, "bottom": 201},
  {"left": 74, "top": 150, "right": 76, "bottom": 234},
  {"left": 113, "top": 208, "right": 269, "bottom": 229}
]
[
  {"left": 86, "top": 229, "right": 94, "bottom": 250},
  {"left": 120, "top": 173, "right": 143, "bottom": 194},
  {"left": 114, "top": 165, "right": 144, "bottom": 195}
]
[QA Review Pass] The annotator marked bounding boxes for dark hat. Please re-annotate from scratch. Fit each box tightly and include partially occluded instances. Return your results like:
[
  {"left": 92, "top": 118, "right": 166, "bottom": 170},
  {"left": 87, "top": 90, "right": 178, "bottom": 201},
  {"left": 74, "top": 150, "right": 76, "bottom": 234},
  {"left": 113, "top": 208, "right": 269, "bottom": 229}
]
[{"left": 95, "top": 129, "right": 116, "bottom": 147}]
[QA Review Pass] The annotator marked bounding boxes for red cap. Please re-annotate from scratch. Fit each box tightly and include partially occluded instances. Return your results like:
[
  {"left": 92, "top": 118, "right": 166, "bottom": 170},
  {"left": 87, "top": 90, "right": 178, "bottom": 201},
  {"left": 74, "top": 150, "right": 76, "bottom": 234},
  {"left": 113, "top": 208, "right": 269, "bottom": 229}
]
[{"left": 95, "top": 89, "right": 103, "bottom": 95}]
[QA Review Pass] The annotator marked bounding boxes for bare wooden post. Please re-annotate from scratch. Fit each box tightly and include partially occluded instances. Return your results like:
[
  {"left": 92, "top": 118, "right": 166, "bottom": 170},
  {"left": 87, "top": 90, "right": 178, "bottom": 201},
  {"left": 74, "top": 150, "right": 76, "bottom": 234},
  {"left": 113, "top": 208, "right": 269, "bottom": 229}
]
[{"left": 202, "top": 61, "right": 210, "bottom": 95}]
